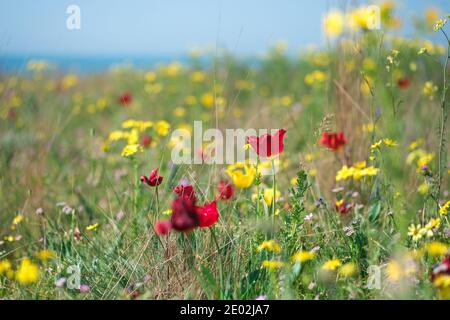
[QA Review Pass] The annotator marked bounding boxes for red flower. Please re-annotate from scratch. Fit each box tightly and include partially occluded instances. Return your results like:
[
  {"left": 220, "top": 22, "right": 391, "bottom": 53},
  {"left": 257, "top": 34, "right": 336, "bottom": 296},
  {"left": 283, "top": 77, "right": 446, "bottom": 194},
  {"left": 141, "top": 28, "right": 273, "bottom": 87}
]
[
  {"left": 140, "top": 168, "right": 163, "bottom": 187},
  {"left": 155, "top": 220, "right": 172, "bottom": 236},
  {"left": 247, "top": 129, "right": 286, "bottom": 158},
  {"left": 170, "top": 197, "right": 200, "bottom": 231},
  {"left": 195, "top": 200, "right": 219, "bottom": 228},
  {"left": 173, "top": 184, "right": 197, "bottom": 201},
  {"left": 140, "top": 134, "right": 152, "bottom": 148},
  {"left": 397, "top": 77, "right": 411, "bottom": 90},
  {"left": 118, "top": 92, "right": 133, "bottom": 106},
  {"left": 335, "top": 200, "right": 352, "bottom": 215},
  {"left": 319, "top": 132, "right": 347, "bottom": 151},
  {"left": 217, "top": 181, "right": 234, "bottom": 200}
]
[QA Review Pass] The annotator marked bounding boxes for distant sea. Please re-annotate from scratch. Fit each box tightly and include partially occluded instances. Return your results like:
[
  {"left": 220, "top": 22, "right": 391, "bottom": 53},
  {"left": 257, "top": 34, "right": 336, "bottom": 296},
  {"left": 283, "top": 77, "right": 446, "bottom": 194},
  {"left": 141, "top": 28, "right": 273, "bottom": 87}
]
[{"left": 0, "top": 54, "right": 204, "bottom": 74}]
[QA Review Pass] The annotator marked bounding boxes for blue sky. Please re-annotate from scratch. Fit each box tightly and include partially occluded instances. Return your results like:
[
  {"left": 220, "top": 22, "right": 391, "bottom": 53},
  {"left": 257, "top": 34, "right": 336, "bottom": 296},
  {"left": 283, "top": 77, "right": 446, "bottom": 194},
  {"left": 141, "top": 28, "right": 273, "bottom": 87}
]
[{"left": 0, "top": 0, "right": 448, "bottom": 56}]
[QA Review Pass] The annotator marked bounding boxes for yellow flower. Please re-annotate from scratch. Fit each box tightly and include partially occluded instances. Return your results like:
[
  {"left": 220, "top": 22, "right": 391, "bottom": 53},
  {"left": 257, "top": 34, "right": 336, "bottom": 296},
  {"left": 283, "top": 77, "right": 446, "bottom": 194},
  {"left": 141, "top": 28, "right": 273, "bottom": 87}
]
[
  {"left": 263, "top": 188, "right": 281, "bottom": 207},
  {"left": 304, "top": 70, "right": 327, "bottom": 86},
  {"left": 338, "top": 262, "right": 357, "bottom": 278},
  {"left": 323, "top": 10, "right": 344, "bottom": 38},
  {"left": 439, "top": 200, "right": 450, "bottom": 216},
  {"left": 173, "top": 107, "right": 186, "bottom": 117},
  {"left": 12, "top": 214, "right": 24, "bottom": 225},
  {"left": 191, "top": 71, "right": 206, "bottom": 82},
  {"left": 418, "top": 183, "right": 429, "bottom": 195},
  {"left": 155, "top": 120, "right": 171, "bottom": 136},
  {"left": 409, "top": 139, "right": 424, "bottom": 151},
  {"left": 383, "top": 138, "right": 398, "bottom": 147},
  {"left": 336, "top": 166, "right": 355, "bottom": 181},
  {"left": 145, "top": 71, "right": 157, "bottom": 82},
  {"left": 362, "top": 123, "right": 376, "bottom": 133},
  {"left": 408, "top": 224, "right": 425, "bottom": 241},
  {"left": 385, "top": 260, "right": 403, "bottom": 282},
  {"left": 308, "top": 168, "right": 317, "bottom": 177},
  {"left": 162, "top": 209, "right": 173, "bottom": 215},
  {"left": 15, "top": 258, "right": 39, "bottom": 285},
  {"left": 425, "top": 8, "right": 440, "bottom": 28},
  {"left": 121, "top": 144, "right": 143, "bottom": 158},
  {"left": 371, "top": 140, "right": 383, "bottom": 150},
  {"left": 425, "top": 218, "right": 441, "bottom": 231},
  {"left": 257, "top": 240, "right": 281, "bottom": 254},
  {"left": 61, "top": 74, "right": 78, "bottom": 90},
  {"left": 184, "top": 95, "right": 197, "bottom": 106},
  {"left": 35, "top": 250, "right": 56, "bottom": 261},
  {"left": 292, "top": 251, "right": 315, "bottom": 263},
  {"left": 423, "top": 81, "right": 438, "bottom": 100},
  {"left": 86, "top": 223, "right": 99, "bottom": 231},
  {"left": 0, "top": 259, "right": 12, "bottom": 274},
  {"left": 262, "top": 260, "right": 285, "bottom": 270},
  {"left": 226, "top": 163, "right": 256, "bottom": 189},
  {"left": 322, "top": 258, "right": 342, "bottom": 271},
  {"left": 426, "top": 242, "right": 449, "bottom": 257},
  {"left": 201, "top": 92, "right": 215, "bottom": 108}
]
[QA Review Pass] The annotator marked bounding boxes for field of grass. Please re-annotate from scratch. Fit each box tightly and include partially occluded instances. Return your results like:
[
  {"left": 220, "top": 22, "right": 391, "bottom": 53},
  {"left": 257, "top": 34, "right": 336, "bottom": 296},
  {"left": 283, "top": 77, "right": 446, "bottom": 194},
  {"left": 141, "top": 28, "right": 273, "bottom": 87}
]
[{"left": 0, "top": 3, "right": 450, "bottom": 300}]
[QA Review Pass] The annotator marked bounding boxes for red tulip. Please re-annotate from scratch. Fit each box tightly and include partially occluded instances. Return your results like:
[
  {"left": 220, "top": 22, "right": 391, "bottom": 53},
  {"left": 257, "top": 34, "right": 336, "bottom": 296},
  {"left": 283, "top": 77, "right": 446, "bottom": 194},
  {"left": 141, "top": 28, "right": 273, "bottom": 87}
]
[
  {"left": 155, "top": 220, "right": 172, "bottom": 236},
  {"left": 170, "top": 197, "right": 200, "bottom": 231},
  {"left": 247, "top": 129, "right": 286, "bottom": 158},
  {"left": 195, "top": 200, "right": 219, "bottom": 228},
  {"left": 217, "top": 181, "right": 234, "bottom": 200},
  {"left": 140, "top": 134, "right": 152, "bottom": 148},
  {"left": 319, "top": 132, "right": 347, "bottom": 151},
  {"left": 118, "top": 92, "right": 133, "bottom": 106},
  {"left": 140, "top": 168, "right": 163, "bottom": 187},
  {"left": 173, "top": 184, "right": 197, "bottom": 201},
  {"left": 335, "top": 200, "right": 352, "bottom": 215},
  {"left": 397, "top": 77, "right": 411, "bottom": 90}
]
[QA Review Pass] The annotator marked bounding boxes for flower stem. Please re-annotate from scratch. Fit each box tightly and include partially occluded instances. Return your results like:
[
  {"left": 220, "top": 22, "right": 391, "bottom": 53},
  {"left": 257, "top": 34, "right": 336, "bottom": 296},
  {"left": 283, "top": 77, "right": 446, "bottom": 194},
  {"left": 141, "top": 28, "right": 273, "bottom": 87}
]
[
  {"left": 437, "top": 29, "right": 450, "bottom": 205},
  {"left": 210, "top": 227, "right": 224, "bottom": 299},
  {"left": 155, "top": 186, "right": 160, "bottom": 217}
]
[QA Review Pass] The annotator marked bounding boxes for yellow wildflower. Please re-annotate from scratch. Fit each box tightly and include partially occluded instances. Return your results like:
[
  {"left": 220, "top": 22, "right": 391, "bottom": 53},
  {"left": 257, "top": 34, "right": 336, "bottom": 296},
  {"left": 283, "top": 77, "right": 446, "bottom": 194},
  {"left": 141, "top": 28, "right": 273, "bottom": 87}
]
[
  {"left": 15, "top": 258, "right": 39, "bottom": 285},
  {"left": 12, "top": 214, "right": 24, "bottom": 225},
  {"left": 201, "top": 92, "right": 214, "bottom": 108},
  {"left": 121, "top": 144, "right": 143, "bottom": 158},
  {"left": 263, "top": 188, "right": 281, "bottom": 207},
  {"left": 292, "top": 251, "right": 315, "bottom": 263},
  {"left": 322, "top": 258, "right": 342, "bottom": 271},
  {"left": 0, "top": 259, "right": 12, "bottom": 274},
  {"left": 408, "top": 224, "right": 425, "bottom": 241},
  {"left": 439, "top": 200, "right": 450, "bottom": 216},
  {"left": 262, "top": 260, "right": 285, "bottom": 270},
  {"left": 257, "top": 240, "right": 281, "bottom": 254},
  {"left": 386, "top": 260, "right": 403, "bottom": 282},
  {"left": 86, "top": 223, "right": 99, "bottom": 231},
  {"left": 338, "top": 262, "right": 357, "bottom": 278},
  {"left": 383, "top": 138, "right": 398, "bottom": 147},
  {"left": 323, "top": 10, "right": 344, "bottom": 38},
  {"left": 426, "top": 242, "right": 449, "bottom": 257},
  {"left": 36, "top": 250, "right": 56, "bottom": 261},
  {"left": 155, "top": 120, "right": 171, "bottom": 136},
  {"left": 226, "top": 163, "right": 256, "bottom": 189}
]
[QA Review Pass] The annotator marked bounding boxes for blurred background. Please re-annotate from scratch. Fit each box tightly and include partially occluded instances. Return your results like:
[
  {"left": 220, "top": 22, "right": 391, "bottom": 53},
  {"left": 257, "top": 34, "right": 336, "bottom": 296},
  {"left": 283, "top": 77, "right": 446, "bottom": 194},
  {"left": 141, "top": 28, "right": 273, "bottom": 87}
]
[{"left": 0, "top": 0, "right": 448, "bottom": 72}]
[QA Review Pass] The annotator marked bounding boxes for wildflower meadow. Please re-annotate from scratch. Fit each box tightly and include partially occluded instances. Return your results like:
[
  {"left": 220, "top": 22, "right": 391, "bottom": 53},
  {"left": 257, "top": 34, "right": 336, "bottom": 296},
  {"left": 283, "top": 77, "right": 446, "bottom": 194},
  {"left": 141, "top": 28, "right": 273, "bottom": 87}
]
[{"left": 0, "top": 1, "right": 450, "bottom": 301}]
